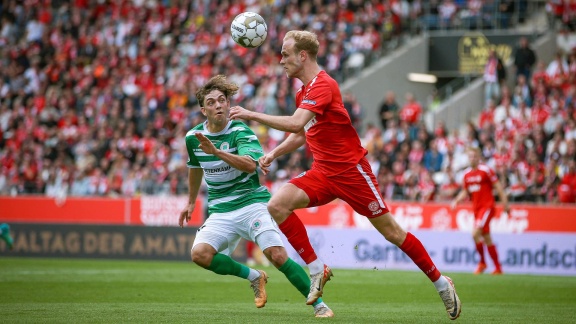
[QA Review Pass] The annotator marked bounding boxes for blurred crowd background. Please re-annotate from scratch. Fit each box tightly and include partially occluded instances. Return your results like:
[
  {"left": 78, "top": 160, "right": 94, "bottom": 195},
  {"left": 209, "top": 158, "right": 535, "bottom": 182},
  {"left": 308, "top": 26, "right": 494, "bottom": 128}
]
[{"left": 0, "top": 0, "right": 575, "bottom": 203}]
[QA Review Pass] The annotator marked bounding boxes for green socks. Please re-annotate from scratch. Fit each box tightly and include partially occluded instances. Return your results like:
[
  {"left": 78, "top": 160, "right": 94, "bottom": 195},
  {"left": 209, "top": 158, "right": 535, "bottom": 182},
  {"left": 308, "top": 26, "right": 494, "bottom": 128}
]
[
  {"left": 207, "top": 253, "right": 250, "bottom": 279},
  {"left": 0, "top": 223, "right": 13, "bottom": 249},
  {"left": 278, "top": 258, "right": 323, "bottom": 306},
  {"left": 207, "top": 254, "right": 324, "bottom": 306}
]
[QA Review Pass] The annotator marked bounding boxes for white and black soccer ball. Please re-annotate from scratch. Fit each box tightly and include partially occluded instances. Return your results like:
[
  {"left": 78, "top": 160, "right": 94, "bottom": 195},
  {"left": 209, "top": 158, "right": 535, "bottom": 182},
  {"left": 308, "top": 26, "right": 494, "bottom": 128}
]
[{"left": 230, "top": 12, "right": 267, "bottom": 48}]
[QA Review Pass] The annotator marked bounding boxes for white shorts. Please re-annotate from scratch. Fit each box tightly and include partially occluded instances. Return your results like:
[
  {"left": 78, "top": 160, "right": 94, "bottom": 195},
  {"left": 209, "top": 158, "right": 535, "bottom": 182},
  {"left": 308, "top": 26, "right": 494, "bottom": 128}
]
[{"left": 192, "top": 202, "right": 284, "bottom": 256}]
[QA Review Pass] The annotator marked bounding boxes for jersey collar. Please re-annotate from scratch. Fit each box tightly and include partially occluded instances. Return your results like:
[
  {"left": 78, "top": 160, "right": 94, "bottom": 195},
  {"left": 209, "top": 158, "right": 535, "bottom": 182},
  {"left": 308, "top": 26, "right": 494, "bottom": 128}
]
[{"left": 203, "top": 120, "right": 232, "bottom": 136}]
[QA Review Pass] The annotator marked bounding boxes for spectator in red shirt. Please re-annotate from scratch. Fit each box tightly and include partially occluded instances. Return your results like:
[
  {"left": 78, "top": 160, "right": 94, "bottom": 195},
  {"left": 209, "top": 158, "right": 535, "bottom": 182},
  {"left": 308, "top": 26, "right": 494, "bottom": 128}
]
[
  {"left": 399, "top": 92, "right": 422, "bottom": 125},
  {"left": 479, "top": 100, "right": 497, "bottom": 129},
  {"left": 558, "top": 159, "right": 576, "bottom": 203},
  {"left": 531, "top": 61, "right": 550, "bottom": 88},
  {"left": 530, "top": 99, "right": 551, "bottom": 126}
]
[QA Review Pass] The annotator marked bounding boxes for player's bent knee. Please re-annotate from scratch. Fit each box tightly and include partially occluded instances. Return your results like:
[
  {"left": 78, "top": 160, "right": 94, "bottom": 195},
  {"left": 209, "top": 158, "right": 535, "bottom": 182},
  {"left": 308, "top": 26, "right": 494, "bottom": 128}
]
[
  {"left": 191, "top": 245, "right": 214, "bottom": 268},
  {"left": 385, "top": 230, "right": 406, "bottom": 246},
  {"left": 267, "top": 201, "right": 287, "bottom": 221},
  {"left": 263, "top": 246, "right": 288, "bottom": 268}
]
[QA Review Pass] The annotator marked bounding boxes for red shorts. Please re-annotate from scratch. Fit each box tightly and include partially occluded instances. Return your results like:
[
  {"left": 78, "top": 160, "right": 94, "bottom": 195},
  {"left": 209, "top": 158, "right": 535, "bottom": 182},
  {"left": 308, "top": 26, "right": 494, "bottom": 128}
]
[
  {"left": 289, "top": 157, "right": 389, "bottom": 217},
  {"left": 474, "top": 207, "right": 495, "bottom": 233}
]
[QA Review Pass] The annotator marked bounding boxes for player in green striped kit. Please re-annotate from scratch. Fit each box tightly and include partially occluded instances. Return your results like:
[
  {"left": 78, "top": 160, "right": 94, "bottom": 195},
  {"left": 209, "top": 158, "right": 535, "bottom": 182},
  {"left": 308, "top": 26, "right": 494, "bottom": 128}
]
[{"left": 178, "top": 75, "right": 333, "bottom": 317}]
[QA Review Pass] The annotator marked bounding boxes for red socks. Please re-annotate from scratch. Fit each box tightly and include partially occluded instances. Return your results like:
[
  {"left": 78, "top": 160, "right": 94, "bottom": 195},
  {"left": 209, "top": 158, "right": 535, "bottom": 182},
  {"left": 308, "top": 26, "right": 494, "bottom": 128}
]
[
  {"left": 246, "top": 240, "right": 255, "bottom": 259},
  {"left": 278, "top": 212, "right": 318, "bottom": 264},
  {"left": 487, "top": 244, "right": 502, "bottom": 270},
  {"left": 400, "top": 232, "right": 441, "bottom": 282},
  {"left": 476, "top": 242, "right": 486, "bottom": 264}
]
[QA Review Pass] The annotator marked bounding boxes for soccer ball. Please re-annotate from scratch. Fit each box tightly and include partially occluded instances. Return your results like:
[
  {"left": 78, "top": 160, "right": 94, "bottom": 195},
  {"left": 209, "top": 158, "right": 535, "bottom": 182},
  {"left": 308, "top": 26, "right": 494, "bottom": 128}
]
[{"left": 230, "top": 12, "right": 267, "bottom": 48}]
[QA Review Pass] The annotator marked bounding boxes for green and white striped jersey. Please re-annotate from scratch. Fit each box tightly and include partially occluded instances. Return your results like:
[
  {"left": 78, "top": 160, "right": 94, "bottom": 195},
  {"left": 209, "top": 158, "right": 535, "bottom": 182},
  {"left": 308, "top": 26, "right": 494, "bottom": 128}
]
[{"left": 185, "top": 120, "right": 271, "bottom": 215}]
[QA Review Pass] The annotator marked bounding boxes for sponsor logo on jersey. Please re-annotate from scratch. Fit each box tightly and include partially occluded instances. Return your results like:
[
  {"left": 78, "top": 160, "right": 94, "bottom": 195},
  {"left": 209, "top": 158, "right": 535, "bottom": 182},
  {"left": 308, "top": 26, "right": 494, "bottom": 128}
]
[
  {"left": 467, "top": 184, "right": 481, "bottom": 192},
  {"left": 205, "top": 165, "right": 232, "bottom": 174},
  {"left": 220, "top": 142, "right": 229, "bottom": 150},
  {"left": 466, "top": 175, "right": 482, "bottom": 183},
  {"left": 302, "top": 99, "right": 316, "bottom": 105}
]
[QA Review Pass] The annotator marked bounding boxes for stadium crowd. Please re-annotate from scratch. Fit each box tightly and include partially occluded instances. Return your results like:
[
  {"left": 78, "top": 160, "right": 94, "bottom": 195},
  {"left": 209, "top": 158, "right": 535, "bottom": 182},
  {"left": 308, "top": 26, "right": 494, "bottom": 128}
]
[
  {"left": 0, "top": 0, "right": 575, "bottom": 204},
  {"left": 0, "top": 0, "right": 399, "bottom": 198},
  {"left": 366, "top": 34, "right": 576, "bottom": 204}
]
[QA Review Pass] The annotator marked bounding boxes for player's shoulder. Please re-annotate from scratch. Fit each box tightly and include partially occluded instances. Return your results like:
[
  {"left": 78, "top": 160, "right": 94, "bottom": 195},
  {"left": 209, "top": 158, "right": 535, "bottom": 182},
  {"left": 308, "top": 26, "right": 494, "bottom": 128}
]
[
  {"left": 306, "top": 71, "right": 338, "bottom": 98},
  {"left": 228, "top": 120, "right": 253, "bottom": 133},
  {"left": 185, "top": 123, "right": 205, "bottom": 139},
  {"left": 478, "top": 164, "right": 494, "bottom": 174},
  {"left": 314, "top": 71, "right": 337, "bottom": 86},
  {"left": 463, "top": 167, "right": 473, "bottom": 175},
  {"left": 230, "top": 119, "right": 249, "bottom": 128}
]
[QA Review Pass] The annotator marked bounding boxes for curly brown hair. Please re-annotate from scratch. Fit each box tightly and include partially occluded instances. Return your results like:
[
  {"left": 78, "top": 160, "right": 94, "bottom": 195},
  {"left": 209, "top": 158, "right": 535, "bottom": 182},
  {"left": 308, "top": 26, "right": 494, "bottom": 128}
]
[{"left": 195, "top": 75, "right": 239, "bottom": 107}]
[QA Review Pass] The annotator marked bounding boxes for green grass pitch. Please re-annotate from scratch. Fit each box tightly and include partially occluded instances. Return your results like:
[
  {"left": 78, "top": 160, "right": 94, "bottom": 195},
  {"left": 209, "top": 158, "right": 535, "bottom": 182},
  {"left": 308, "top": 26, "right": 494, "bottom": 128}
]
[{"left": 1, "top": 257, "right": 575, "bottom": 323}]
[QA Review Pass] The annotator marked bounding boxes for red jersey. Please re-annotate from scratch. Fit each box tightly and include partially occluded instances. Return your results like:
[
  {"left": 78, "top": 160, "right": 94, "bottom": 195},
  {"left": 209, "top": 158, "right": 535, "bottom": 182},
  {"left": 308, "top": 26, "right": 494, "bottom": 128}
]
[
  {"left": 462, "top": 164, "right": 498, "bottom": 213},
  {"left": 479, "top": 109, "right": 494, "bottom": 129},
  {"left": 399, "top": 102, "right": 422, "bottom": 125},
  {"left": 296, "top": 71, "right": 367, "bottom": 176}
]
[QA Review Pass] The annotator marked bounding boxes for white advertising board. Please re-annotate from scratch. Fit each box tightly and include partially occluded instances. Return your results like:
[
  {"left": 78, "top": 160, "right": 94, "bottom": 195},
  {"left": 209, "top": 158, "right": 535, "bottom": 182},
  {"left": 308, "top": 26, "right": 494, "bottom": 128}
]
[{"left": 282, "top": 228, "right": 576, "bottom": 276}]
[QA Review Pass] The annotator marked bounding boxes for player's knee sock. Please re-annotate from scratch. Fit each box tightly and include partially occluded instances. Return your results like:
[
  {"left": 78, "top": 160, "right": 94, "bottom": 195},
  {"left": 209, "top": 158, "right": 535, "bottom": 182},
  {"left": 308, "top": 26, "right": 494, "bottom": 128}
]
[
  {"left": 476, "top": 242, "right": 486, "bottom": 264},
  {"left": 278, "top": 213, "right": 318, "bottom": 265},
  {"left": 207, "top": 253, "right": 255, "bottom": 279},
  {"left": 246, "top": 240, "right": 255, "bottom": 259},
  {"left": 400, "top": 232, "right": 441, "bottom": 282},
  {"left": 0, "top": 223, "right": 9, "bottom": 238},
  {"left": 487, "top": 244, "right": 501, "bottom": 269},
  {"left": 0, "top": 223, "right": 13, "bottom": 248},
  {"left": 278, "top": 258, "right": 324, "bottom": 306},
  {"left": 278, "top": 258, "right": 311, "bottom": 297}
]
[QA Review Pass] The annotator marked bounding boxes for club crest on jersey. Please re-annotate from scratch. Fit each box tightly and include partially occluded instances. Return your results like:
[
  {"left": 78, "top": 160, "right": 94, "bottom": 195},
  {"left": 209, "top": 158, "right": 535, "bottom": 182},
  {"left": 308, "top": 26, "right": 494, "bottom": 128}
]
[
  {"left": 368, "top": 201, "right": 380, "bottom": 212},
  {"left": 220, "top": 142, "right": 229, "bottom": 150},
  {"left": 252, "top": 219, "right": 262, "bottom": 230}
]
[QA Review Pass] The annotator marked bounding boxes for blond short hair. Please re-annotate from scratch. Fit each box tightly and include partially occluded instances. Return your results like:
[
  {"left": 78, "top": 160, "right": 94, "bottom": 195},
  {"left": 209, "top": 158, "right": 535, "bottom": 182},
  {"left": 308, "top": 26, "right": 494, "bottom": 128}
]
[
  {"left": 467, "top": 146, "right": 481, "bottom": 154},
  {"left": 284, "top": 30, "right": 319, "bottom": 60}
]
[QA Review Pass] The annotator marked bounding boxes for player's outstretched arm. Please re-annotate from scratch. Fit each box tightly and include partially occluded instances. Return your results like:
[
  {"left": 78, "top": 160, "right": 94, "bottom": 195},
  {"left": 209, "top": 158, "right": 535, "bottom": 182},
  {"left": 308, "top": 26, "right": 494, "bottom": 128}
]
[
  {"left": 493, "top": 180, "right": 510, "bottom": 213},
  {"left": 179, "top": 168, "right": 204, "bottom": 227},
  {"left": 269, "top": 131, "right": 306, "bottom": 160},
  {"left": 451, "top": 189, "right": 468, "bottom": 210},
  {"left": 257, "top": 132, "right": 306, "bottom": 175},
  {"left": 229, "top": 106, "right": 315, "bottom": 133}
]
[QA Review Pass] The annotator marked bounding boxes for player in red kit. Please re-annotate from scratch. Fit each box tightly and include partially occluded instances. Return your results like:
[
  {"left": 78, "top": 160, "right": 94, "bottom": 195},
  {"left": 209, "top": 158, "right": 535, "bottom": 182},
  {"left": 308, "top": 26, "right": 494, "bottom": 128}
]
[
  {"left": 451, "top": 147, "right": 509, "bottom": 275},
  {"left": 230, "top": 30, "right": 461, "bottom": 320}
]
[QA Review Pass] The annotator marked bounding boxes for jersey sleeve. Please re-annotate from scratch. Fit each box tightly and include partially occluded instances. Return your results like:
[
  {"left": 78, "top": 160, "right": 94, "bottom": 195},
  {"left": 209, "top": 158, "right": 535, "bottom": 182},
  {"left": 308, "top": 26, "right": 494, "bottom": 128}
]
[
  {"left": 185, "top": 133, "right": 201, "bottom": 168},
  {"left": 298, "top": 78, "right": 332, "bottom": 115},
  {"left": 488, "top": 167, "right": 498, "bottom": 184},
  {"left": 234, "top": 123, "right": 265, "bottom": 161}
]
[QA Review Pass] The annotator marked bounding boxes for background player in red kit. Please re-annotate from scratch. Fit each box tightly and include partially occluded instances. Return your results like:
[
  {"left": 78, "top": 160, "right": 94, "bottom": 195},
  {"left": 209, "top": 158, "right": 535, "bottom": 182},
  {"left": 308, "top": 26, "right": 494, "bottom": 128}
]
[
  {"left": 451, "top": 147, "right": 509, "bottom": 275},
  {"left": 230, "top": 30, "right": 461, "bottom": 320}
]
